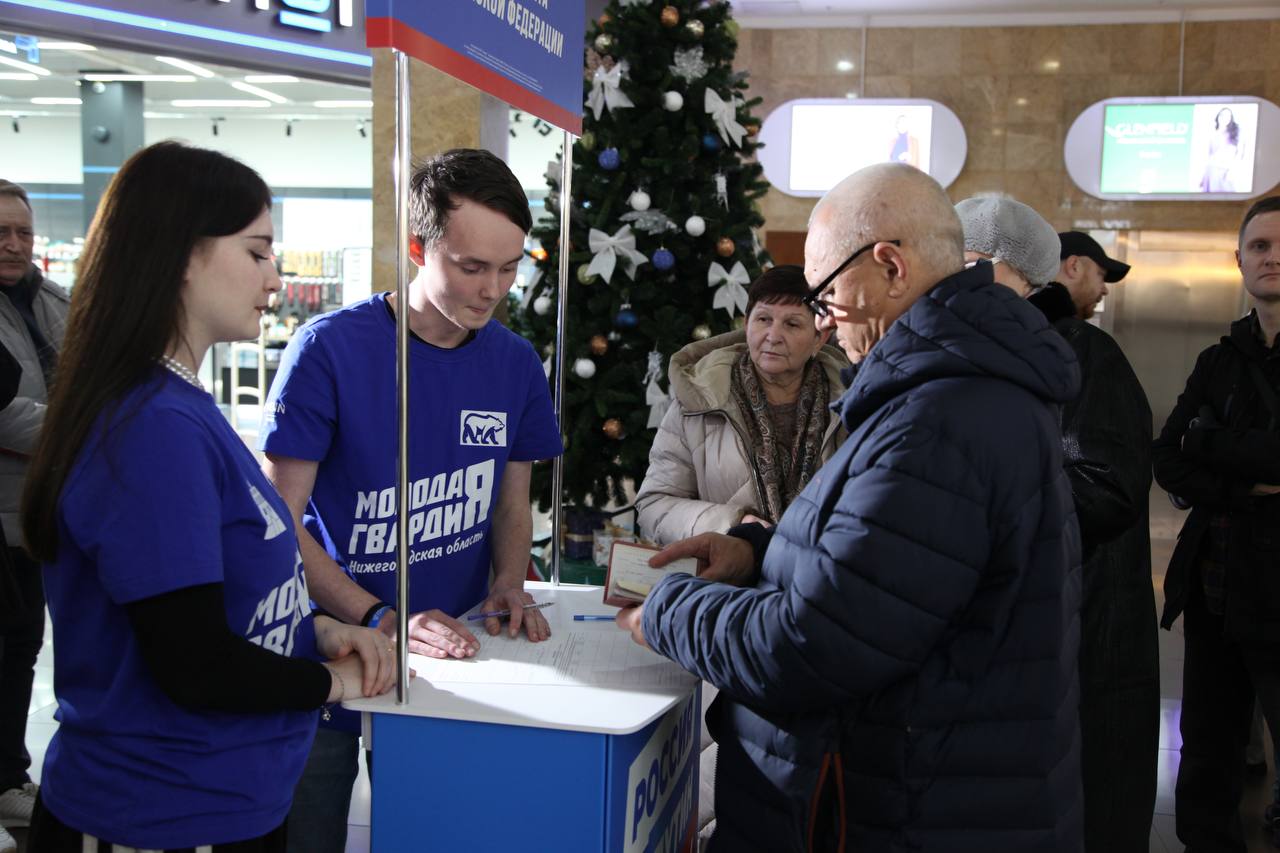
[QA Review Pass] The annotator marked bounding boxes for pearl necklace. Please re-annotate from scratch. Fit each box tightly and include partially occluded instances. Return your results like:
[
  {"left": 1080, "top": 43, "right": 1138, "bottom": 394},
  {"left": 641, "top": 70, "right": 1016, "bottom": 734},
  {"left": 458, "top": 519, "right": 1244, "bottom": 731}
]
[{"left": 159, "top": 355, "right": 205, "bottom": 391}]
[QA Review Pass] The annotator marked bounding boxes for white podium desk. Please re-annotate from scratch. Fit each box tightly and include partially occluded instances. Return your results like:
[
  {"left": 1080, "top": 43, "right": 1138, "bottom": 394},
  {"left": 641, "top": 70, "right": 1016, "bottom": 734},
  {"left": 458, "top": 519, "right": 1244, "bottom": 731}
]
[{"left": 345, "top": 582, "right": 701, "bottom": 852}]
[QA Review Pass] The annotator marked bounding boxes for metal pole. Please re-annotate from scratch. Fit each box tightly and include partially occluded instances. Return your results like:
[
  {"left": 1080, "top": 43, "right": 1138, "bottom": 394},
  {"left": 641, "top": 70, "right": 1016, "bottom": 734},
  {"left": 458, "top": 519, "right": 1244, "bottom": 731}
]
[
  {"left": 550, "top": 128, "right": 574, "bottom": 586},
  {"left": 393, "top": 48, "right": 412, "bottom": 704}
]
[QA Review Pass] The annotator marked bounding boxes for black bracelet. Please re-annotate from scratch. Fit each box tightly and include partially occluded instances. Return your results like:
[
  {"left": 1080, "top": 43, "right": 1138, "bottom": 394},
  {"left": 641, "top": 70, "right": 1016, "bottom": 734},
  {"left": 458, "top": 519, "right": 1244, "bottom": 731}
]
[{"left": 360, "top": 601, "right": 392, "bottom": 627}]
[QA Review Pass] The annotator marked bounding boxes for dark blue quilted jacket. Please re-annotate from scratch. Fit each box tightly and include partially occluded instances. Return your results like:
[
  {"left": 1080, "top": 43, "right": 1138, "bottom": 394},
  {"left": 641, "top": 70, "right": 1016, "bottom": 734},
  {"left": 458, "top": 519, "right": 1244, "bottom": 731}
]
[{"left": 644, "top": 263, "right": 1084, "bottom": 853}]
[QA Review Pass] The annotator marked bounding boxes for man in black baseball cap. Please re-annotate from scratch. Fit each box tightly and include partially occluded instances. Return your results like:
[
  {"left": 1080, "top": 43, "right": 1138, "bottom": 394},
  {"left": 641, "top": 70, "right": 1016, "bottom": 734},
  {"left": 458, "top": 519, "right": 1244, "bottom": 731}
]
[{"left": 1052, "top": 231, "right": 1131, "bottom": 320}]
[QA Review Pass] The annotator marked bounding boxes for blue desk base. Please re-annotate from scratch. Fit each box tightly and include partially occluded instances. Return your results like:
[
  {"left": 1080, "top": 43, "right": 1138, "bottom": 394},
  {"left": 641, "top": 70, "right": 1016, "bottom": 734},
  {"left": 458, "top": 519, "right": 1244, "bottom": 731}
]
[{"left": 368, "top": 688, "right": 700, "bottom": 852}]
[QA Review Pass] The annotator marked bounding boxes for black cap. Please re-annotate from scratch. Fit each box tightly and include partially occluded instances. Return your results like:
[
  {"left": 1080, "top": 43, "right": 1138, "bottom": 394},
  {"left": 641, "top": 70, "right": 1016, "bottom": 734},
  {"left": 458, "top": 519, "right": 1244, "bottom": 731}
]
[{"left": 1058, "top": 231, "right": 1130, "bottom": 283}]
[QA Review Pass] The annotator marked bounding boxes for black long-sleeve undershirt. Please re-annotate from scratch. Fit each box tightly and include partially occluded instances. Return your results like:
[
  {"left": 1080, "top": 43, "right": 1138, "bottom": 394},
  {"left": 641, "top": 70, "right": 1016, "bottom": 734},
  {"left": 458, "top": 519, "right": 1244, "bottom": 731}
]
[{"left": 125, "top": 582, "right": 331, "bottom": 713}]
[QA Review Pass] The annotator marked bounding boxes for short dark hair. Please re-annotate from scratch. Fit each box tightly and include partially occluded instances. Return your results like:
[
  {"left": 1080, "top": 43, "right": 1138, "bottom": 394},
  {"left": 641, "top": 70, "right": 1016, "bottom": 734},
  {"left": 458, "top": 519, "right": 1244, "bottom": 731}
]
[
  {"left": 745, "top": 265, "right": 810, "bottom": 317},
  {"left": 408, "top": 148, "right": 531, "bottom": 247},
  {"left": 1241, "top": 197, "right": 1280, "bottom": 247}
]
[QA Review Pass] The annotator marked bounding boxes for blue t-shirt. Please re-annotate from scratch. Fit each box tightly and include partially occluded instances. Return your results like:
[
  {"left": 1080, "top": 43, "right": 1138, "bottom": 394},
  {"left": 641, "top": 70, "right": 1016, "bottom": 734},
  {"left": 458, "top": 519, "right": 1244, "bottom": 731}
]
[
  {"left": 259, "top": 295, "right": 562, "bottom": 718},
  {"left": 42, "top": 371, "right": 319, "bottom": 849}
]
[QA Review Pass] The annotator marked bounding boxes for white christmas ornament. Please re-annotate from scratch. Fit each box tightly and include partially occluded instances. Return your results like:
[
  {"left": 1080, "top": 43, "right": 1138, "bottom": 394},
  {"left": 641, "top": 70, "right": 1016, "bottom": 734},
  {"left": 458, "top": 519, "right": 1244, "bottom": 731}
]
[
  {"left": 643, "top": 350, "right": 670, "bottom": 429},
  {"left": 684, "top": 215, "right": 706, "bottom": 237},
  {"left": 573, "top": 358, "right": 597, "bottom": 379},
  {"left": 704, "top": 89, "right": 747, "bottom": 148},
  {"left": 587, "top": 61, "right": 635, "bottom": 121},
  {"left": 662, "top": 91, "right": 684, "bottom": 111},
  {"left": 708, "top": 261, "right": 751, "bottom": 317},
  {"left": 670, "top": 46, "right": 709, "bottom": 82},
  {"left": 587, "top": 224, "right": 648, "bottom": 283},
  {"left": 629, "top": 189, "right": 651, "bottom": 212},
  {"left": 533, "top": 295, "right": 552, "bottom": 316}
]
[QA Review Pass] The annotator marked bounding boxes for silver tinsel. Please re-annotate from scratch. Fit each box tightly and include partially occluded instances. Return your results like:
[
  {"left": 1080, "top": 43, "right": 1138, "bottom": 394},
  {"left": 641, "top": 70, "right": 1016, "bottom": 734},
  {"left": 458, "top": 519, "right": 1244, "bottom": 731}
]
[
  {"left": 670, "top": 47, "right": 709, "bottom": 82},
  {"left": 619, "top": 209, "right": 678, "bottom": 235}
]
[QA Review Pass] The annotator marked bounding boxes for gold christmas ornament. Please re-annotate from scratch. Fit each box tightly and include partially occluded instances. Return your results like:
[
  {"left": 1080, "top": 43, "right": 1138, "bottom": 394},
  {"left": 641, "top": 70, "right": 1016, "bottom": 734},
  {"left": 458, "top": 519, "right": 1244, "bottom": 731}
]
[
  {"left": 716, "top": 237, "right": 736, "bottom": 257},
  {"left": 603, "top": 418, "right": 625, "bottom": 439},
  {"left": 598, "top": 12, "right": 611, "bottom": 25},
  {"left": 594, "top": 33, "right": 614, "bottom": 53},
  {"left": 745, "top": 122, "right": 760, "bottom": 137},
  {"left": 577, "top": 264, "right": 598, "bottom": 285},
  {"left": 590, "top": 334, "right": 609, "bottom": 356},
  {"left": 692, "top": 324, "right": 711, "bottom": 340},
  {"left": 660, "top": 5, "right": 680, "bottom": 27},
  {"left": 684, "top": 19, "right": 705, "bottom": 38}
]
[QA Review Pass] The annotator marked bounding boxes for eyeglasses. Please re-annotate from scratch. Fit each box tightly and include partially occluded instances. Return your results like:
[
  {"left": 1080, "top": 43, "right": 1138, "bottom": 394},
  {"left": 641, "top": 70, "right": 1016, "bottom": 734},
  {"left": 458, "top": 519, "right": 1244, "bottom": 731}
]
[{"left": 803, "top": 239, "right": 901, "bottom": 318}]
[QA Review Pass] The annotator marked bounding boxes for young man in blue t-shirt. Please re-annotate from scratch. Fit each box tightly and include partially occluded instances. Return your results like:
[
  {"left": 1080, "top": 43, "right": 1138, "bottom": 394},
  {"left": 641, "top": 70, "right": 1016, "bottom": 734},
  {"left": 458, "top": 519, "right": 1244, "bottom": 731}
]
[{"left": 259, "top": 148, "right": 563, "bottom": 852}]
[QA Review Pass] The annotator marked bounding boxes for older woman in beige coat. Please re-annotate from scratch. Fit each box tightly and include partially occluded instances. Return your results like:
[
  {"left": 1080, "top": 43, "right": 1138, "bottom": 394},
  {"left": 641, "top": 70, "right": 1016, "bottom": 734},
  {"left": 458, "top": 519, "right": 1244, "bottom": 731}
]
[{"left": 636, "top": 265, "right": 848, "bottom": 545}]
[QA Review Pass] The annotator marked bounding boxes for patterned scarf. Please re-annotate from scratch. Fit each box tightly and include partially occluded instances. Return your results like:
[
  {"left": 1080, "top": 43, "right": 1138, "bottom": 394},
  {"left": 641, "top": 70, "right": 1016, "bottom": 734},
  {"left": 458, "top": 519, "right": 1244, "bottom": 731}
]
[{"left": 730, "top": 349, "right": 829, "bottom": 523}]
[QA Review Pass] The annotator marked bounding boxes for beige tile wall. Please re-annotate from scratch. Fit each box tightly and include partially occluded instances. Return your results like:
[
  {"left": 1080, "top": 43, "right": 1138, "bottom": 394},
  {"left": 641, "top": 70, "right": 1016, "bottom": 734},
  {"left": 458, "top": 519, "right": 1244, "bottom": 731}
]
[{"left": 741, "top": 20, "right": 1280, "bottom": 235}]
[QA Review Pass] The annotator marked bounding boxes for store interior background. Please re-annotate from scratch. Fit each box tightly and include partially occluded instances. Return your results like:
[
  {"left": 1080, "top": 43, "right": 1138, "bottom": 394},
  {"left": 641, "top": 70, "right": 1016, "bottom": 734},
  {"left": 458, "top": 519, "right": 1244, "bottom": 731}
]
[{"left": 3, "top": 1, "right": 1280, "bottom": 851}]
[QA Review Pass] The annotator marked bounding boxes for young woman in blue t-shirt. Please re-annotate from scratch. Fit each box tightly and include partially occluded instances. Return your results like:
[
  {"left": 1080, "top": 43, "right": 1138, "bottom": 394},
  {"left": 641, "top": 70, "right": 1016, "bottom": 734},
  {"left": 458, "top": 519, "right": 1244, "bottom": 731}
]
[{"left": 18, "top": 141, "right": 398, "bottom": 852}]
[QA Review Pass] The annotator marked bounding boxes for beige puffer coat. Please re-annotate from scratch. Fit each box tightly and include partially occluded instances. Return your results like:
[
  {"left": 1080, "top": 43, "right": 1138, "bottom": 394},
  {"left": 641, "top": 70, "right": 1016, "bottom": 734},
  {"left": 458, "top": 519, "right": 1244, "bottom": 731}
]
[{"left": 635, "top": 330, "right": 848, "bottom": 545}]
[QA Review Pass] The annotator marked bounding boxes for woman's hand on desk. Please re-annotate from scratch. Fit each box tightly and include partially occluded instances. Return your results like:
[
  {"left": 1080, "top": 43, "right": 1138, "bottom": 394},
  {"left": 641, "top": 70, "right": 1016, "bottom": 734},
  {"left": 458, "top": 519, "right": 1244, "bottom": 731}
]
[
  {"left": 616, "top": 605, "right": 649, "bottom": 650},
  {"left": 315, "top": 617, "right": 398, "bottom": 697},
  {"left": 651, "top": 533, "right": 757, "bottom": 587},
  {"left": 480, "top": 584, "right": 552, "bottom": 642}
]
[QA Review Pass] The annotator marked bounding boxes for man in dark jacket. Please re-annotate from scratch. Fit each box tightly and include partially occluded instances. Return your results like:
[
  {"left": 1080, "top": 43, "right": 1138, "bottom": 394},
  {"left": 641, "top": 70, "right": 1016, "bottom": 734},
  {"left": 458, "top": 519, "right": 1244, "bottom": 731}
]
[
  {"left": 1025, "top": 231, "right": 1159, "bottom": 853},
  {"left": 618, "top": 163, "right": 1084, "bottom": 852},
  {"left": 1154, "top": 195, "right": 1280, "bottom": 852}
]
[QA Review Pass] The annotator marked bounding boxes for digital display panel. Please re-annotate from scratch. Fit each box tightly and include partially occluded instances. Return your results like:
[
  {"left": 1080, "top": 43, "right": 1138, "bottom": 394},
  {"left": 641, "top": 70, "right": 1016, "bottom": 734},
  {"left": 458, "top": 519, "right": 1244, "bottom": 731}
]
[
  {"left": 789, "top": 103, "right": 935, "bottom": 192},
  {"left": 1100, "top": 101, "right": 1259, "bottom": 194}
]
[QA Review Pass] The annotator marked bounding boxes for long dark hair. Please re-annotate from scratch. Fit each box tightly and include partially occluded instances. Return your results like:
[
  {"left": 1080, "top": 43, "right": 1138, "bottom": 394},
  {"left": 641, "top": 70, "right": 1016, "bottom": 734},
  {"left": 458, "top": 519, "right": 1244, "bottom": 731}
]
[
  {"left": 1215, "top": 107, "right": 1240, "bottom": 146},
  {"left": 22, "top": 141, "right": 271, "bottom": 560}
]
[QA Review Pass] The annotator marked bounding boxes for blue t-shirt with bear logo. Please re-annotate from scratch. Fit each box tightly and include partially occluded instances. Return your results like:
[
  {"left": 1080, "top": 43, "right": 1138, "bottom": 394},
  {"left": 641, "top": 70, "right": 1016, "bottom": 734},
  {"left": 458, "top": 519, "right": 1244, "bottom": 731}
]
[
  {"left": 41, "top": 371, "right": 319, "bottom": 849},
  {"left": 259, "top": 294, "right": 562, "bottom": 729}
]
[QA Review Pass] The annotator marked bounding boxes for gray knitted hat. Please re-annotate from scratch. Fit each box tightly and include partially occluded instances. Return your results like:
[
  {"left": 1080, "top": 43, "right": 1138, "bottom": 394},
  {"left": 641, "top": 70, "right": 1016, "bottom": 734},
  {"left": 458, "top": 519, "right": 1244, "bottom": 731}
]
[{"left": 955, "top": 196, "right": 1061, "bottom": 286}]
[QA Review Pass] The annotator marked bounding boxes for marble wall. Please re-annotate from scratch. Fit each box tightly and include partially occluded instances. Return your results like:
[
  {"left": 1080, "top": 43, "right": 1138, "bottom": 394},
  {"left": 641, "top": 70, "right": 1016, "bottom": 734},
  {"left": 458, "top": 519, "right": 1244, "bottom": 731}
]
[{"left": 738, "top": 19, "right": 1280, "bottom": 235}]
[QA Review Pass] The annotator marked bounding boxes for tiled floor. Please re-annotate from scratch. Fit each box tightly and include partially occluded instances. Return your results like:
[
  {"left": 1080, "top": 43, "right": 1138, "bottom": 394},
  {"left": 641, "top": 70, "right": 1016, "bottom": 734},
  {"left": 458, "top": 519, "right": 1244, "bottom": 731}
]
[{"left": 8, "top": 487, "right": 1277, "bottom": 852}]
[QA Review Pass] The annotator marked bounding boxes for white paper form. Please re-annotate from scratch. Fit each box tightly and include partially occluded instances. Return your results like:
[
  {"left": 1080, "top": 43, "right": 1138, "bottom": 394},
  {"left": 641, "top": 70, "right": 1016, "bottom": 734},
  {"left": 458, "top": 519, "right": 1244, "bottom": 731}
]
[{"left": 411, "top": 628, "right": 696, "bottom": 689}]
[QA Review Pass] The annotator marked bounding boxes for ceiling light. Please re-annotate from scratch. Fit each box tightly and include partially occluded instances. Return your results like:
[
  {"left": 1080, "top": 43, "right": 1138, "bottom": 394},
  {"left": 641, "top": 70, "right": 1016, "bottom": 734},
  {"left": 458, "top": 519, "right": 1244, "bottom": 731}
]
[
  {"left": 171, "top": 99, "right": 270, "bottom": 108},
  {"left": 1015, "top": 97, "right": 1028, "bottom": 107},
  {"left": 244, "top": 75, "right": 299, "bottom": 83},
  {"left": 357, "top": 119, "right": 367, "bottom": 138},
  {"left": 39, "top": 42, "right": 96, "bottom": 50},
  {"left": 845, "top": 91, "right": 858, "bottom": 99},
  {"left": 0, "top": 39, "right": 16, "bottom": 55},
  {"left": 30, "top": 97, "right": 82, "bottom": 105},
  {"left": 835, "top": 59, "right": 854, "bottom": 73},
  {"left": 313, "top": 100, "right": 372, "bottom": 108},
  {"left": 156, "top": 56, "right": 215, "bottom": 77},
  {"left": 83, "top": 73, "right": 197, "bottom": 82},
  {"left": 0, "top": 73, "right": 38, "bottom": 81},
  {"left": 231, "top": 81, "right": 288, "bottom": 104},
  {"left": 0, "top": 56, "right": 50, "bottom": 77},
  {"left": 1042, "top": 60, "right": 1060, "bottom": 72}
]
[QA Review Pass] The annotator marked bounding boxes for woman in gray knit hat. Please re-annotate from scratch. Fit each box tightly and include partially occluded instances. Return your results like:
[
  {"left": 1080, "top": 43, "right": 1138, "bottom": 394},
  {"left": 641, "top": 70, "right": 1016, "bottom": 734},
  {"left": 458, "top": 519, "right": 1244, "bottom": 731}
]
[{"left": 957, "top": 194, "right": 1160, "bottom": 853}]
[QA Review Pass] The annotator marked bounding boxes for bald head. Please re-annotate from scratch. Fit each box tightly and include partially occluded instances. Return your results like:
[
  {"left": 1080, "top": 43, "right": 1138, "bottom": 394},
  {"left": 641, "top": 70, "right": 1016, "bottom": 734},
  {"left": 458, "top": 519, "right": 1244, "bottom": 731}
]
[{"left": 811, "top": 163, "right": 965, "bottom": 282}]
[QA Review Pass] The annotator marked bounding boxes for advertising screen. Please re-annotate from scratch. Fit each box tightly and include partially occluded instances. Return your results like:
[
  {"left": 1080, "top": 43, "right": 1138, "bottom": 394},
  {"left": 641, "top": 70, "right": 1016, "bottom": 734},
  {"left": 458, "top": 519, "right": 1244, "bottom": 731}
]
[
  {"left": 789, "top": 104, "right": 934, "bottom": 191},
  {"left": 1100, "top": 102, "right": 1259, "bottom": 194}
]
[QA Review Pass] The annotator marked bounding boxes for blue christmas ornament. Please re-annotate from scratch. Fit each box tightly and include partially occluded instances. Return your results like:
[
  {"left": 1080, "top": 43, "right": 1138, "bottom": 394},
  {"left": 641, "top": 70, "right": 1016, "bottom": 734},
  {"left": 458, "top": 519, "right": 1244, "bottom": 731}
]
[
  {"left": 701, "top": 133, "right": 721, "bottom": 152},
  {"left": 651, "top": 248, "right": 675, "bottom": 271},
  {"left": 615, "top": 307, "right": 639, "bottom": 329},
  {"left": 598, "top": 147, "right": 621, "bottom": 170}
]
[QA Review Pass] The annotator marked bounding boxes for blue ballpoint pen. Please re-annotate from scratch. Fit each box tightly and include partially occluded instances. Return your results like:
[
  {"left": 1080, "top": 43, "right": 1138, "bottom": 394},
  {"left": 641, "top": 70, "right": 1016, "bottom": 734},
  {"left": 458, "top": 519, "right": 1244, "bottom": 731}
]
[
  {"left": 573, "top": 614, "right": 616, "bottom": 622},
  {"left": 465, "top": 601, "right": 555, "bottom": 621}
]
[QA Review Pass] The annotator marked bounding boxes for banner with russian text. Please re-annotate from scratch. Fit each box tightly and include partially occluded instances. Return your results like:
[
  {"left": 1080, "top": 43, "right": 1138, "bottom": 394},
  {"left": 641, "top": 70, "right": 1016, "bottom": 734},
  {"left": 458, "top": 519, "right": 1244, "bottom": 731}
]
[{"left": 366, "top": 0, "right": 584, "bottom": 133}]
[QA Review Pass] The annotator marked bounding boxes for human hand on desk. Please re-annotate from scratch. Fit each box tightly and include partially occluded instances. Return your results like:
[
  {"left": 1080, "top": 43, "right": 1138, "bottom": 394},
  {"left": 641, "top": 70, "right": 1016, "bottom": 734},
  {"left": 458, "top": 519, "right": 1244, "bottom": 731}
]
[
  {"left": 615, "top": 605, "right": 649, "bottom": 650},
  {"left": 377, "top": 608, "right": 480, "bottom": 660},
  {"left": 315, "top": 617, "right": 398, "bottom": 700},
  {"left": 480, "top": 583, "right": 551, "bottom": 642},
  {"left": 650, "top": 532, "right": 757, "bottom": 587}
]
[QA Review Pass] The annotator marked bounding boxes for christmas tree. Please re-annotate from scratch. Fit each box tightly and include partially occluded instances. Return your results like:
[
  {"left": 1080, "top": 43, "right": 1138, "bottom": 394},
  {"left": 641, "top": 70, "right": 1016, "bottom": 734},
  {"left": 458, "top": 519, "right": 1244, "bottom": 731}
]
[{"left": 514, "top": 0, "right": 771, "bottom": 510}]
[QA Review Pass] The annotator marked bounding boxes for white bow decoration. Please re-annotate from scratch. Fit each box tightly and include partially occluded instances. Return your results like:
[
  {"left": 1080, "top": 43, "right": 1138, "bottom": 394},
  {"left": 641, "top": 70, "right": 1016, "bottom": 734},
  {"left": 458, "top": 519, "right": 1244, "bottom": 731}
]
[
  {"left": 704, "top": 89, "right": 747, "bottom": 148},
  {"left": 708, "top": 261, "right": 750, "bottom": 317},
  {"left": 587, "top": 225, "right": 648, "bottom": 283},
  {"left": 643, "top": 350, "right": 670, "bottom": 429},
  {"left": 587, "top": 61, "right": 634, "bottom": 121}
]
